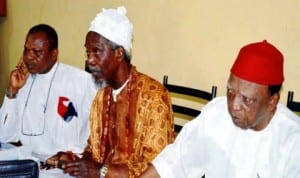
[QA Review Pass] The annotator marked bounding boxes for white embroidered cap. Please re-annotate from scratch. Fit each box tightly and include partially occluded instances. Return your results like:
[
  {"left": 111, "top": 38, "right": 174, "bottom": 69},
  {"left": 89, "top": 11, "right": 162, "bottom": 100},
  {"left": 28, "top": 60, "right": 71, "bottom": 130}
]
[{"left": 88, "top": 6, "right": 133, "bottom": 54}]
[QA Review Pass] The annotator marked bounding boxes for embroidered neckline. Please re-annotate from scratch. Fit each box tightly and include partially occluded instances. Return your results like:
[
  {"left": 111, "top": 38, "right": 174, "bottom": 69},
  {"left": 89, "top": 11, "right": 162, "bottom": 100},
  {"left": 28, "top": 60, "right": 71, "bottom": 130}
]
[
  {"left": 99, "top": 68, "right": 137, "bottom": 162},
  {"left": 112, "top": 76, "right": 131, "bottom": 102}
]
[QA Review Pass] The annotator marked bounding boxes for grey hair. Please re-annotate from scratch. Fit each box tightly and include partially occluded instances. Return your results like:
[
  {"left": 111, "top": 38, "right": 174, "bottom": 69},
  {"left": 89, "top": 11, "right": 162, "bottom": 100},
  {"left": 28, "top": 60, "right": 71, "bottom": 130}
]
[{"left": 108, "top": 40, "right": 131, "bottom": 62}]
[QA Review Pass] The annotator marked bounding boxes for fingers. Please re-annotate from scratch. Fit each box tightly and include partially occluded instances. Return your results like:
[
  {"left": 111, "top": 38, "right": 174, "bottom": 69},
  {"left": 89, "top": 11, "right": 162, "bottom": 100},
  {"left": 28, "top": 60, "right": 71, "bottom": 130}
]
[
  {"left": 62, "top": 162, "right": 82, "bottom": 176},
  {"left": 16, "top": 56, "right": 29, "bottom": 75},
  {"left": 45, "top": 155, "right": 59, "bottom": 166},
  {"left": 9, "top": 67, "right": 28, "bottom": 90},
  {"left": 13, "top": 56, "right": 29, "bottom": 81},
  {"left": 65, "top": 151, "right": 79, "bottom": 161},
  {"left": 62, "top": 161, "right": 81, "bottom": 168},
  {"left": 14, "top": 65, "right": 28, "bottom": 80},
  {"left": 6, "top": 57, "right": 29, "bottom": 94},
  {"left": 61, "top": 158, "right": 99, "bottom": 178}
]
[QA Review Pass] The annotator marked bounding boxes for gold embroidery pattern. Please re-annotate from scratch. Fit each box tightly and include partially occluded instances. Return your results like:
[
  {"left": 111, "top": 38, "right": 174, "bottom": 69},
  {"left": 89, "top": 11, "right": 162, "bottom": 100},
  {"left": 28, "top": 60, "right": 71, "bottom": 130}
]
[{"left": 86, "top": 66, "right": 174, "bottom": 177}]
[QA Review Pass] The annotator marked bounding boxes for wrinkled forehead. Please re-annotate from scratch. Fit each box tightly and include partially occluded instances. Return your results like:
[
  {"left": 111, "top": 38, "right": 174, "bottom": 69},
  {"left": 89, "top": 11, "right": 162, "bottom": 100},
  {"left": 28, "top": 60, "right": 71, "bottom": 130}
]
[
  {"left": 85, "top": 31, "right": 110, "bottom": 48},
  {"left": 227, "top": 74, "right": 269, "bottom": 98}
]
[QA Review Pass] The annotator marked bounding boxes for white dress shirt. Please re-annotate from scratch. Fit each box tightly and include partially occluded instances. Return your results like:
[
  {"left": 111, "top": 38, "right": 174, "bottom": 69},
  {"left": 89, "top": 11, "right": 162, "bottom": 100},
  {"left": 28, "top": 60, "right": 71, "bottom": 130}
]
[
  {"left": 0, "top": 62, "right": 99, "bottom": 158},
  {"left": 153, "top": 96, "right": 300, "bottom": 178}
]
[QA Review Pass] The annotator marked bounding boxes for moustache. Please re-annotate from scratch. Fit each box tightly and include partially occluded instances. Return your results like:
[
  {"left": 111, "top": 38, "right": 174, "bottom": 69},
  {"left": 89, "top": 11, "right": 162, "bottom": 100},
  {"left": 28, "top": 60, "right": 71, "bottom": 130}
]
[{"left": 87, "top": 65, "right": 101, "bottom": 73}]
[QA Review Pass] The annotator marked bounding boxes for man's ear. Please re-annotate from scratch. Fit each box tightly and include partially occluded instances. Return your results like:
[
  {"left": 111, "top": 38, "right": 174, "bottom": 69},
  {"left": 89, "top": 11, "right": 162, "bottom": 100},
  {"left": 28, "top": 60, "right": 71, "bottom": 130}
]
[
  {"left": 268, "top": 93, "right": 280, "bottom": 111},
  {"left": 115, "top": 47, "right": 125, "bottom": 62},
  {"left": 51, "top": 48, "right": 58, "bottom": 62}
]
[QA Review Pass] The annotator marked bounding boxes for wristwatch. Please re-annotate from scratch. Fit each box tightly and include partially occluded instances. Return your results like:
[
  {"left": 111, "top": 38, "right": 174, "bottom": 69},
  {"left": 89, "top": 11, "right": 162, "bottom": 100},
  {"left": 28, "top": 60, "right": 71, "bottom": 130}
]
[
  {"left": 5, "top": 88, "right": 17, "bottom": 99},
  {"left": 100, "top": 164, "right": 108, "bottom": 178}
]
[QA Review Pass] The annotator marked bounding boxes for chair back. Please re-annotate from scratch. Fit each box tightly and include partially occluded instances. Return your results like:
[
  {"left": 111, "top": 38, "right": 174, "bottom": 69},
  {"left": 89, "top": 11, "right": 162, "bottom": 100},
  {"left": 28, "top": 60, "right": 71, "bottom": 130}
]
[
  {"left": 163, "top": 75, "right": 217, "bottom": 133},
  {"left": 287, "top": 91, "right": 300, "bottom": 113},
  {"left": 0, "top": 159, "right": 39, "bottom": 178}
]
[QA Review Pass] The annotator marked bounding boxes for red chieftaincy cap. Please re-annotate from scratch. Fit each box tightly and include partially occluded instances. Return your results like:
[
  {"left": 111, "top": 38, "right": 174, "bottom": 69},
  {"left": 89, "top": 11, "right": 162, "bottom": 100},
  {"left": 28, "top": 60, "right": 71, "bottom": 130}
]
[{"left": 231, "top": 40, "right": 284, "bottom": 85}]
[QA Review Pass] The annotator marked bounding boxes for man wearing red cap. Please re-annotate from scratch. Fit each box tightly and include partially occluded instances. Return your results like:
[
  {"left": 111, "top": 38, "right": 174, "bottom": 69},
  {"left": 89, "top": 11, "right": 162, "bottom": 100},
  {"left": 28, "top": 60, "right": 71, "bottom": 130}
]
[{"left": 140, "top": 40, "right": 300, "bottom": 178}]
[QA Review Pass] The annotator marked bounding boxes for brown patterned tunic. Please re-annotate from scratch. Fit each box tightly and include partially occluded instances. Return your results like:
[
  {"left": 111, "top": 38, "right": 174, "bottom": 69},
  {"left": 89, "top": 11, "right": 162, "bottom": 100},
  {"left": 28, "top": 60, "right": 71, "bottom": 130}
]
[{"left": 85, "top": 66, "right": 174, "bottom": 177}]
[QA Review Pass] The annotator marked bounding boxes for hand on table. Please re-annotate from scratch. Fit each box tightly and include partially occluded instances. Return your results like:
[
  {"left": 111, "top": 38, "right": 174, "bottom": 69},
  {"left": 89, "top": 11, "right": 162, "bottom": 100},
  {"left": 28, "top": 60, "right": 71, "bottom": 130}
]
[
  {"left": 41, "top": 151, "right": 78, "bottom": 170},
  {"left": 62, "top": 158, "right": 101, "bottom": 178}
]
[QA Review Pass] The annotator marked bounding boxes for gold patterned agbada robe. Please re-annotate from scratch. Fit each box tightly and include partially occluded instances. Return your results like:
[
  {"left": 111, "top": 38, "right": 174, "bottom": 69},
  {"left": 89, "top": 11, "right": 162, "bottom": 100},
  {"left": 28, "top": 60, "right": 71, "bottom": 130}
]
[{"left": 85, "top": 66, "right": 174, "bottom": 177}]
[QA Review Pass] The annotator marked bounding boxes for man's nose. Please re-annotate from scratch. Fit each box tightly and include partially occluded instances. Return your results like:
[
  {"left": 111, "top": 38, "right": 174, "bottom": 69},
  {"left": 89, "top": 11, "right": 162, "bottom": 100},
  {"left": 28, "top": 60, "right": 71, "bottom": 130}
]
[
  {"left": 86, "top": 53, "right": 98, "bottom": 65},
  {"left": 86, "top": 57, "right": 94, "bottom": 65},
  {"left": 231, "top": 96, "right": 243, "bottom": 110}
]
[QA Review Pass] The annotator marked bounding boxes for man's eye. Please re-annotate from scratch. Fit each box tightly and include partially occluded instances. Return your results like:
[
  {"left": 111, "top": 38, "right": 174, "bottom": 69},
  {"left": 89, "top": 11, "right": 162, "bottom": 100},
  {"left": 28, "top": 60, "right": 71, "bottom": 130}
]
[
  {"left": 95, "top": 48, "right": 105, "bottom": 54},
  {"left": 95, "top": 49, "right": 101, "bottom": 54},
  {"left": 243, "top": 96, "right": 255, "bottom": 105},
  {"left": 227, "top": 88, "right": 233, "bottom": 95},
  {"left": 88, "top": 49, "right": 103, "bottom": 55},
  {"left": 34, "top": 50, "right": 43, "bottom": 56},
  {"left": 86, "top": 49, "right": 102, "bottom": 56},
  {"left": 227, "top": 90, "right": 235, "bottom": 100}
]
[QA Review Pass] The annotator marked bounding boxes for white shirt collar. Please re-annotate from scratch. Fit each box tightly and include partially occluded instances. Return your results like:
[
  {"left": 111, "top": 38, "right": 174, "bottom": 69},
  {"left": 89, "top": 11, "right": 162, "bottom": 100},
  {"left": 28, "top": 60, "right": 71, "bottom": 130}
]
[
  {"left": 31, "top": 62, "right": 59, "bottom": 81},
  {"left": 112, "top": 76, "right": 130, "bottom": 102}
]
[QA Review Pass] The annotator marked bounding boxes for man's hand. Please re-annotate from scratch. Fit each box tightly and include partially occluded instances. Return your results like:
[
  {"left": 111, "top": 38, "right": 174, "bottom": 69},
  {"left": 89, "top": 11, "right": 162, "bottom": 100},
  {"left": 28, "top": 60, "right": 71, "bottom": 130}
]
[
  {"left": 7, "top": 60, "right": 30, "bottom": 97},
  {"left": 62, "top": 158, "right": 101, "bottom": 178},
  {"left": 41, "top": 151, "right": 78, "bottom": 170}
]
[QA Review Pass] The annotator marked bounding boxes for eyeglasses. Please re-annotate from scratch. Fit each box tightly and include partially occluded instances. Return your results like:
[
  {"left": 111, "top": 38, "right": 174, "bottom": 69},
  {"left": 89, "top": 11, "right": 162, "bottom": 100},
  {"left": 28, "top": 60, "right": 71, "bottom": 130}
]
[
  {"left": 21, "top": 76, "right": 46, "bottom": 136},
  {"left": 21, "top": 109, "right": 46, "bottom": 136},
  {"left": 20, "top": 63, "right": 58, "bottom": 136}
]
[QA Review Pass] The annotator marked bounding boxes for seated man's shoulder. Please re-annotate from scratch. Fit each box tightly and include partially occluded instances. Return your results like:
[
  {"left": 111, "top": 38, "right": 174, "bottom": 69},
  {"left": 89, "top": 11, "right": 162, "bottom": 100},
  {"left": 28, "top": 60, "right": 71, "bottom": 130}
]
[
  {"left": 200, "top": 96, "right": 228, "bottom": 116},
  {"left": 135, "top": 72, "right": 166, "bottom": 92},
  {"left": 58, "top": 63, "right": 91, "bottom": 78}
]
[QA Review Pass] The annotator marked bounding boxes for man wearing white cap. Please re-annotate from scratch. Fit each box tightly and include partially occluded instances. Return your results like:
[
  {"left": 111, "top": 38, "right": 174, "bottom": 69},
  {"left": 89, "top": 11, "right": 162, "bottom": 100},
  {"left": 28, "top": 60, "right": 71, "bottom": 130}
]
[
  {"left": 140, "top": 40, "right": 300, "bottom": 178},
  {"left": 61, "top": 6, "right": 174, "bottom": 178}
]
